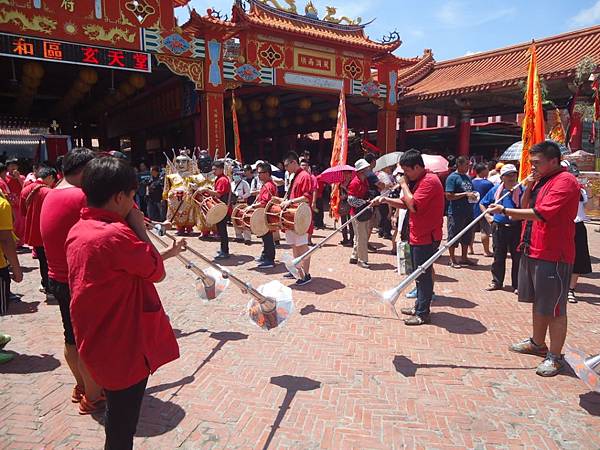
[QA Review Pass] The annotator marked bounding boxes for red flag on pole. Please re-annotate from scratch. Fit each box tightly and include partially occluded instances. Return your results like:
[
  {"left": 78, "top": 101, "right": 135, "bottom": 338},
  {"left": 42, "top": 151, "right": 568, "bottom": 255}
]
[
  {"left": 231, "top": 91, "right": 242, "bottom": 164},
  {"left": 519, "top": 42, "right": 545, "bottom": 181},
  {"left": 329, "top": 89, "right": 348, "bottom": 220}
]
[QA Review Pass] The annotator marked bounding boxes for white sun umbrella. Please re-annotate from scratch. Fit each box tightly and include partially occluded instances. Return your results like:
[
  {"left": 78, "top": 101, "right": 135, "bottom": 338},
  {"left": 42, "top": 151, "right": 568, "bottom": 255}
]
[
  {"left": 251, "top": 160, "right": 279, "bottom": 172},
  {"left": 374, "top": 151, "right": 403, "bottom": 172}
]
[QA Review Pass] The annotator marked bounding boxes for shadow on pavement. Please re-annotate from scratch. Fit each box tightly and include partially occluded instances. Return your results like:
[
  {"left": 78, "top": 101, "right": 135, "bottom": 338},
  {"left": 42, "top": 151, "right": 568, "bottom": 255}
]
[
  {"left": 172, "top": 328, "right": 209, "bottom": 339},
  {"left": 430, "top": 295, "right": 478, "bottom": 309},
  {"left": 91, "top": 395, "right": 187, "bottom": 438},
  {"left": 6, "top": 300, "right": 39, "bottom": 315},
  {"left": 146, "top": 331, "right": 248, "bottom": 397},
  {"left": 291, "top": 277, "right": 345, "bottom": 295},
  {"left": 431, "top": 311, "right": 487, "bottom": 334},
  {"left": 0, "top": 352, "right": 61, "bottom": 373},
  {"left": 300, "top": 304, "right": 398, "bottom": 321},
  {"left": 392, "top": 355, "right": 531, "bottom": 377},
  {"left": 263, "top": 375, "right": 321, "bottom": 450},
  {"left": 579, "top": 392, "right": 600, "bottom": 416}
]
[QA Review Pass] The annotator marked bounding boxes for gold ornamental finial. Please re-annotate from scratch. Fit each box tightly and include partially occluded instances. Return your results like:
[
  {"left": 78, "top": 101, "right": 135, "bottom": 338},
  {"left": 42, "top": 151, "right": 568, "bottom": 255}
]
[{"left": 323, "top": 6, "right": 361, "bottom": 25}]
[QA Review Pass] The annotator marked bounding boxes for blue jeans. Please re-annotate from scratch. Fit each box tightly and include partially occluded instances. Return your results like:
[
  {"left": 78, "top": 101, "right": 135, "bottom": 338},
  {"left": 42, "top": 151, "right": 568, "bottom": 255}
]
[
  {"left": 411, "top": 241, "right": 440, "bottom": 317},
  {"left": 147, "top": 200, "right": 164, "bottom": 221}
]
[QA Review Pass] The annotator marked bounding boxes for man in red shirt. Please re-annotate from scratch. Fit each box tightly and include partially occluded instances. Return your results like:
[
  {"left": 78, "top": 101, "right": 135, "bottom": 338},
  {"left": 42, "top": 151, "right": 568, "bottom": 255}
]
[
  {"left": 197, "top": 160, "right": 231, "bottom": 259},
  {"left": 0, "top": 163, "right": 10, "bottom": 196},
  {"left": 6, "top": 159, "right": 25, "bottom": 241},
  {"left": 488, "top": 141, "right": 580, "bottom": 377},
  {"left": 254, "top": 162, "right": 278, "bottom": 269},
  {"left": 39, "top": 148, "right": 102, "bottom": 413},
  {"left": 347, "top": 159, "right": 371, "bottom": 269},
  {"left": 375, "top": 149, "right": 444, "bottom": 325},
  {"left": 20, "top": 166, "right": 56, "bottom": 295},
  {"left": 281, "top": 152, "right": 313, "bottom": 285},
  {"left": 67, "top": 156, "right": 184, "bottom": 448}
]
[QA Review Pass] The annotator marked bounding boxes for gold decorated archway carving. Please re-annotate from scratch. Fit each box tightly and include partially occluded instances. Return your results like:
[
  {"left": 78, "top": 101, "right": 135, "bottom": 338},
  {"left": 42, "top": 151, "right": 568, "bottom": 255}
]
[{"left": 155, "top": 54, "right": 203, "bottom": 90}]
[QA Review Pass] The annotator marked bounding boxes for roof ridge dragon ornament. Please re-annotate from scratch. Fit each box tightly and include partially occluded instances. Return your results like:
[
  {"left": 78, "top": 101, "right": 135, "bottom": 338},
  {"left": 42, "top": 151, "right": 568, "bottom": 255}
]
[
  {"left": 323, "top": 6, "right": 361, "bottom": 25},
  {"left": 256, "top": 0, "right": 298, "bottom": 14}
]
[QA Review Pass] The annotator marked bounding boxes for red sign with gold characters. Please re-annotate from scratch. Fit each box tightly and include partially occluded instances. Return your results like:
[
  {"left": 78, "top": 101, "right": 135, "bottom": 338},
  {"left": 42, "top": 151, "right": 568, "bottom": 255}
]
[
  {"left": 0, "top": 32, "right": 151, "bottom": 73},
  {"left": 297, "top": 52, "right": 331, "bottom": 71}
]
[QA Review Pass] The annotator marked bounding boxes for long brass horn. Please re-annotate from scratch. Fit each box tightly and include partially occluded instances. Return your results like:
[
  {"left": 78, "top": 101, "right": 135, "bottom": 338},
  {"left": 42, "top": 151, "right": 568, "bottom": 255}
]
[
  {"left": 374, "top": 180, "right": 526, "bottom": 316},
  {"left": 283, "top": 202, "right": 376, "bottom": 279},
  {"left": 150, "top": 224, "right": 293, "bottom": 330},
  {"left": 146, "top": 221, "right": 225, "bottom": 300}
]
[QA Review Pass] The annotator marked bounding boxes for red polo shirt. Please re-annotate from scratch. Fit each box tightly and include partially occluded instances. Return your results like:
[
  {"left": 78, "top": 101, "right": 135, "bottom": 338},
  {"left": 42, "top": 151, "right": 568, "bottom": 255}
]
[
  {"left": 215, "top": 174, "right": 231, "bottom": 214},
  {"left": 67, "top": 207, "right": 179, "bottom": 390},
  {"left": 409, "top": 171, "right": 444, "bottom": 245},
  {"left": 19, "top": 180, "right": 50, "bottom": 247},
  {"left": 40, "top": 186, "right": 87, "bottom": 283},
  {"left": 257, "top": 179, "right": 277, "bottom": 207},
  {"left": 347, "top": 174, "right": 368, "bottom": 216},
  {"left": 289, "top": 169, "right": 313, "bottom": 201},
  {"left": 521, "top": 169, "right": 579, "bottom": 264},
  {"left": 289, "top": 169, "right": 313, "bottom": 234}
]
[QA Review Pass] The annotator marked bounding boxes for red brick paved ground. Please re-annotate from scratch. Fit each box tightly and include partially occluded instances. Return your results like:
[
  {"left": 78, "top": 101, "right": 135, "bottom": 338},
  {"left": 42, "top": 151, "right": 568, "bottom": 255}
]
[{"left": 1, "top": 219, "right": 599, "bottom": 449}]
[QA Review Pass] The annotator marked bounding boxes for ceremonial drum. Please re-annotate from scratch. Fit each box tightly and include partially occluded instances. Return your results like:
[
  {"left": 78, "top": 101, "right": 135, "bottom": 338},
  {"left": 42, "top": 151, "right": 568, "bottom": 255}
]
[
  {"left": 243, "top": 205, "right": 268, "bottom": 237},
  {"left": 195, "top": 192, "right": 228, "bottom": 225},
  {"left": 265, "top": 197, "right": 311, "bottom": 235},
  {"left": 231, "top": 203, "right": 246, "bottom": 229}
]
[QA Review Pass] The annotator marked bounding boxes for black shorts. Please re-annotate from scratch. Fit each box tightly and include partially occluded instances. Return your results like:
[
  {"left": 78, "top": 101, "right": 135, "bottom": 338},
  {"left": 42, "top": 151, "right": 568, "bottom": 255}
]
[
  {"left": 474, "top": 219, "right": 492, "bottom": 236},
  {"left": 573, "top": 222, "right": 592, "bottom": 275},
  {"left": 447, "top": 213, "right": 473, "bottom": 247},
  {"left": 518, "top": 255, "right": 572, "bottom": 317},
  {"left": 48, "top": 278, "right": 76, "bottom": 345},
  {"left": 0, "top": 266, "right": 10, "bottom": 316}
]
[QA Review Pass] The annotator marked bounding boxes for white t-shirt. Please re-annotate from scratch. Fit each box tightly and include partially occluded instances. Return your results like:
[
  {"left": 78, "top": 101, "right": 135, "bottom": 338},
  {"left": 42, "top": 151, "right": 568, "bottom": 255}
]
[
  {"left": 231, "top": 179, "right": 250, "bottom": 200},
  {"left": 575, "top": 188, "right": 589, "bottom": 223}
]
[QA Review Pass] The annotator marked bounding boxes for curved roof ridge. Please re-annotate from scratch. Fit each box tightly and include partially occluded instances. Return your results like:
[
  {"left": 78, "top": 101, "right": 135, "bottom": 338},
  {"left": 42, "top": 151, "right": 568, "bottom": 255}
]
[{"left": 434, "top": 24, "right": 600, "bottom": 68}]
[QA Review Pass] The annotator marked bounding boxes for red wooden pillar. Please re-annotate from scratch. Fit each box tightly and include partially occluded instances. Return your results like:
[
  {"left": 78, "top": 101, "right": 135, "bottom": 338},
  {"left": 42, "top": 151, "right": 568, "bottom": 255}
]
[
  {"left": 199, "top": 91, "right": 225, "bottom": 157},
  {"left": 456, "top": 109, "right": 472, "bottom": 157},
  {"left": 570, "top": 111, "right": 583, "bottom": 150},
  {"left": 377, "top": 108, "right": 398, "bottom": 153}
]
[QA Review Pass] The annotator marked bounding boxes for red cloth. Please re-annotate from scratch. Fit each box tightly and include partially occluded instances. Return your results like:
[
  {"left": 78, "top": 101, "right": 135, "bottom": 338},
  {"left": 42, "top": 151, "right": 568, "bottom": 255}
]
[
  {"left": 410, "top": 171, "right": 445, "bottom": 245},
  {"left": 40, "top": 186, "right": 87, "bottom": 283},
  {"left": 7, "top": 173, "right": 25, "bottom": 239},
  {"left": 316, "top": 178, "right": 325, "bottom": 198},
  {"left": 6, "top": 173, "right": 24, "bottom": 199},
  {"left": 215, "top": 174, "right": 231, "bottom": 215},
  {"left": 67, "top": 207, "right": 179, "bottom": 391},
  {"left": 347, "top": 174, "right": 368, "bottom": 216},
  {"left": 523, "top": 170, "right": 580, "bottom": 263},
  {"left": 257, "top": 180, "right": 277, "bottom": 207},
  {"left": 289, "top": 169, "right": 314, "bottom": 234},
  {"left": 19, "top": 180, "right": 50, "bottom": 247}
]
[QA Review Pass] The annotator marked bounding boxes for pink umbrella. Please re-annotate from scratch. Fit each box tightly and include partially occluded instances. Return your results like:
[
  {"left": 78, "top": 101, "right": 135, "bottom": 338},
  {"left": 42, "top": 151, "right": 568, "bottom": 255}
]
[
  {"left": 318, "top": 165, "right": 355, "bottom": 184},
  {"left": 422, "top": 154, "right": 449, "bottom": 174}
]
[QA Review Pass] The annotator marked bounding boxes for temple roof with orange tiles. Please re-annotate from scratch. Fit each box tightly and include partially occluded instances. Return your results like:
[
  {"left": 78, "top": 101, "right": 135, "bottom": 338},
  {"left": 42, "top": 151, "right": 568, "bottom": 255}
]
[
  {"left": 185, "top": 0, "right": 401, "bottom": 54},
  {"left": 397, "top": 24, "right": 600, "bottom": 102}
]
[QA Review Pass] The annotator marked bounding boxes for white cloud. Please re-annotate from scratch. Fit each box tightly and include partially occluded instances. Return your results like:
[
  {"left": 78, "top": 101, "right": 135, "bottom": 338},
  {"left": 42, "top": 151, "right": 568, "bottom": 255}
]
[
  {"left": 463, "top": 50, "right": 481, "bottom": 56},
  {"left": 436, "top": 0, "right": 515, "bottom": 28},
  {"left": 569, "top": 0, "right": 600, "bottom": 28}
]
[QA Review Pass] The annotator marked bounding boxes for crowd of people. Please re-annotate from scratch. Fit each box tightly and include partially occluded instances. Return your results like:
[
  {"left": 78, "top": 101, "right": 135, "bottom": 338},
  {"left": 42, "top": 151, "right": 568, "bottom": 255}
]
[{"left": 0, "top": 140, "right": 595, "bottom": 448}]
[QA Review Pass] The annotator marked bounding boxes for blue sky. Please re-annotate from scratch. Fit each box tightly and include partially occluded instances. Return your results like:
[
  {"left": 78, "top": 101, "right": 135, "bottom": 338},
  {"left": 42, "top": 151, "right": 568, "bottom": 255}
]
[{"left": 176, "top": 0, "right": 600, "bottom": 60}]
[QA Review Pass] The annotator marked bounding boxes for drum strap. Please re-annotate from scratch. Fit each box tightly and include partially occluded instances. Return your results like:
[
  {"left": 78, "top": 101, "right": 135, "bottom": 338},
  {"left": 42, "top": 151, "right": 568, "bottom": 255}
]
[{"left": 284, "top": 172, "right": 299, "bottom": 201}]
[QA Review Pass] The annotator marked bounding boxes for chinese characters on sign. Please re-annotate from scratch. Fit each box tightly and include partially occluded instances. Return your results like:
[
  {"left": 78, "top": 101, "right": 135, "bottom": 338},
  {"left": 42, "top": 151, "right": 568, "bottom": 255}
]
[
  {"left": 298, "top": 54, "right": 331, "bottom": 71},
  {"left": 0, "top": 33, "right": 151, "bottom": 73},
  {"left": 61, "top": 0, "right": 75, "bottom": 12}
]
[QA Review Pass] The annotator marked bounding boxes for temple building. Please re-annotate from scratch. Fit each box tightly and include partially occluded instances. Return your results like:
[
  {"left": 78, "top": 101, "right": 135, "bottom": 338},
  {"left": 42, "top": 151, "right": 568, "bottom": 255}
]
[{"left": 0, "top": 0, "right": 598, "bottom": 168}]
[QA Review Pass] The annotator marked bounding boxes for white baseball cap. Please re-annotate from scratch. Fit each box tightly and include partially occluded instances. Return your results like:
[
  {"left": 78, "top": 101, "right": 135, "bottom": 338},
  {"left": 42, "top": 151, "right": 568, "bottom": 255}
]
[
  {"left": 500, "top": 164, "right": 518, "bottom": 176},
  {"left": 355, "top": 159, "right": 370, "bottom": 172}
]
